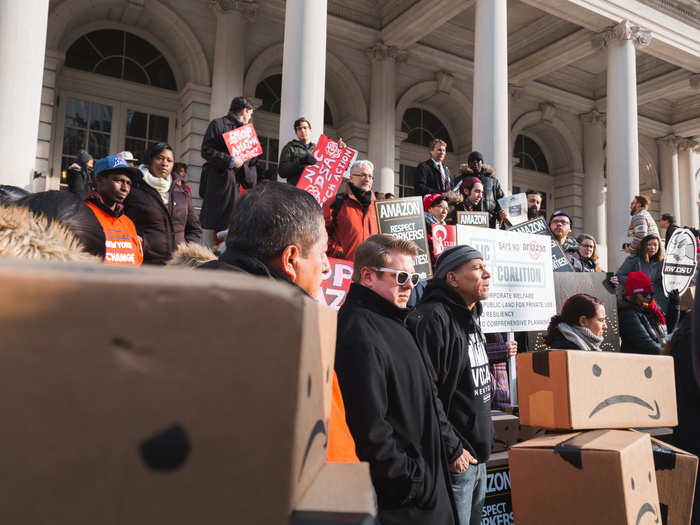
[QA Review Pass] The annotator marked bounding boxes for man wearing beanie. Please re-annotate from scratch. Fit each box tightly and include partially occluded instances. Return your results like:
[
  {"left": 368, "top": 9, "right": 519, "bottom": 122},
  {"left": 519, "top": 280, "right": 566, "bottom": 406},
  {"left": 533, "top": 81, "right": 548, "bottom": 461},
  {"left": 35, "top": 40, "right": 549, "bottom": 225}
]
[
  {"left": 619, "top": 270, "right": 679, "bottom": 354},
  {"left": 548, "top": 209, "right": 578, "bottom": 254},
  {"left": 408, "top": 245, "right": 493, "bottom": 525},
  {"left": 458, "top": 151, "right": 505, "bottom": 228}
]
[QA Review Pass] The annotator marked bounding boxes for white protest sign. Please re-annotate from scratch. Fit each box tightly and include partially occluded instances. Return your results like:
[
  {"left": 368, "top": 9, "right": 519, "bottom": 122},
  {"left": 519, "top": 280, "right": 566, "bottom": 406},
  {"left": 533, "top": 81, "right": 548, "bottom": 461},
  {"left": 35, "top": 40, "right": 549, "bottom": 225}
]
[
  {"left": 456, "top": 225, "right": 556, "bottom": 333},
  {"left": 498, "top": 193, "right": 528, "bottom": 226},
  {"left": 662, "top": 228, "right": 697, "bottom": 295}
]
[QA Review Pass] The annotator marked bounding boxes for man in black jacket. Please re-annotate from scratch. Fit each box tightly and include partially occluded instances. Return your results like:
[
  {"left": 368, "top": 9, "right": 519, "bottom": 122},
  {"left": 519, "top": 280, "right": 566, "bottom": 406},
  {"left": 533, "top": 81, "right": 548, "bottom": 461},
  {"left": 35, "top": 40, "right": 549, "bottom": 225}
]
[
  {"left": 659, "top": 213, "right": 678, "bottom": 249},
  {"left": 409, "top": 245, "right": 493, "bottom": 525},
  {"left": 415, "top": 139, "right": 453, "bottom": 195},
  {"left": 66, "top": 149, "right": 95, "bottom": 200},
  {"left": 457, "top": 151, "right": 506, "bottom": 228},
  {"left": 335, "top": 234, "right": 455, "bottom": 525},
  {"left": 199, "top": 96, "right": 259, "bottom": 244}
]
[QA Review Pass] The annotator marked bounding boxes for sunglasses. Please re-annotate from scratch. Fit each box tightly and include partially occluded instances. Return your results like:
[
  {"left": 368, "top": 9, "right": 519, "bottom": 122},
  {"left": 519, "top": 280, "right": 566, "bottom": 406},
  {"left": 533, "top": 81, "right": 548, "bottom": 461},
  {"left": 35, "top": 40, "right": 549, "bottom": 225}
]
[{"left": 374, "top": 267, "right": 421, "bottom": 287}]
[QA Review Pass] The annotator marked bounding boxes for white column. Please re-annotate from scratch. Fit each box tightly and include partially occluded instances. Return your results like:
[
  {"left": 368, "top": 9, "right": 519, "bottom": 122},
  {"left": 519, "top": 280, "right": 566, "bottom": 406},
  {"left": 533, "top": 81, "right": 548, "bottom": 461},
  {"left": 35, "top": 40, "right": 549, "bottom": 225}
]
[
  {"left": 657, "top": 134, "right": 681, "bottom": 222},
  {"left": 367, "top": 43, "right": 404, "bottom": 194},
  {"left": 209, "top": 2, "right": 257, "bottom": 120},
  {"left": 472, "top": 0, "right": 509, "bottom": 190},
  {"left": 678, "top": 140, "right": 699, "bottom": 228},
  {"left": 581, "top": 110, "right": 607, "bottom": 257},
  {"left": 0, "top": 0, "right": 49, "bottom": 189},
  {"left": 603, "top": 20, "right": 651, "bottom": 269},
  {"left": 278, "top": 0, "right": 327, "bottom": 151}
]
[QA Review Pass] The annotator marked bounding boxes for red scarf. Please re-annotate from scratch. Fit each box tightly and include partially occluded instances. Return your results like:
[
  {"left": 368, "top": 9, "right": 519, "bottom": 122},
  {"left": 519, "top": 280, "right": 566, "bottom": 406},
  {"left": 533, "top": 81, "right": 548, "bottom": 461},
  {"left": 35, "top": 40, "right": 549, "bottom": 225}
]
[{"left": 642, "top": 299, "right": 666, "bottom": 326}]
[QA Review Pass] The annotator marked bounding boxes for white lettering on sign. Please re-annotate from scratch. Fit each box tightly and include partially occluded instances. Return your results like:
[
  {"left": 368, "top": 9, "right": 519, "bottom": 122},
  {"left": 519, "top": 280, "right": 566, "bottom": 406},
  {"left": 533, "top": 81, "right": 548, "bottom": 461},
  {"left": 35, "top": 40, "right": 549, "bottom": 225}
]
[{"left": 379, "top": 201, "right": 421, "bottom": 219}]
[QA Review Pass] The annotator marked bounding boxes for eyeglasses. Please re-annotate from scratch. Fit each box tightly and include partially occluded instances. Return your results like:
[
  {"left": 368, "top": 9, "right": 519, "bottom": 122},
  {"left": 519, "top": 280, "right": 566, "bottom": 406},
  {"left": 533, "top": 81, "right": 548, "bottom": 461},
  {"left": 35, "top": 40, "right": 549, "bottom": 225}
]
[
  {"left": 373, "top": 267, "right": 420, "bottom": 287},
  {"left": 550, "top": 219, "right": 570, "bottom": 225},
  {"left": 580, "top": 244, "right": 595, "bottom": 249}
]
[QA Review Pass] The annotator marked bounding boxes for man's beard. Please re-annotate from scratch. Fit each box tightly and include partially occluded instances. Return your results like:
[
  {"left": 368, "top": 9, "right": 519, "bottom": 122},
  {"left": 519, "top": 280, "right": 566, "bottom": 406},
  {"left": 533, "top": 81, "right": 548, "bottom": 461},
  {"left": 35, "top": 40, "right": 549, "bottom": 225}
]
[{"left": 528, "top": 206, "right": 540, "bottom": 220}]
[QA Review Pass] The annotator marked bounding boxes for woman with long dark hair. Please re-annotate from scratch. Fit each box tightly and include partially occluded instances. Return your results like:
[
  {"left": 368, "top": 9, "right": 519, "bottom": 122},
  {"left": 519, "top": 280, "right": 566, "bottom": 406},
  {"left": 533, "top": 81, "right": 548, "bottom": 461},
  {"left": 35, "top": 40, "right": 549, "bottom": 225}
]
[
  {"left": 616, "top": 233, "right": 667, "bottom": 314},
  {"left": 543, "top": 293, "right": 607, "bottom": 351}
]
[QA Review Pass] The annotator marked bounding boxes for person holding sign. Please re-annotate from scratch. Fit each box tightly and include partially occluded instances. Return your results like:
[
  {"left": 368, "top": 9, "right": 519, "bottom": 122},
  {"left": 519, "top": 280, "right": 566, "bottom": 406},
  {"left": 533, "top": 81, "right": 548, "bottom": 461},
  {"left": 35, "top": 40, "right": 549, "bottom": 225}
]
[
  {"left": 278, "top": 117, "right": 317, "bottom": 187},
  {"left": 617, "top": 234, "right": 670, "bottom": 315},
  {"left": 408, "top": 245, "right": 494, "bottom": 525},
  {"left": 424, "top": 194, "right": 449, "bottom": 266},
  {"left": 323, "top": 160, "right": 378, "bottom": 261},
  {"left": 448, "top": 177, "right": 484, "bottom": 225},
  {"left": 199, "top": 97, "right": 259, "bottom": 242},
  {"left": 548, "top": 210, "right": 578, "bottom": 255},
  {"left": 457, "top": 152, "right": 506, "bottom": 228}
]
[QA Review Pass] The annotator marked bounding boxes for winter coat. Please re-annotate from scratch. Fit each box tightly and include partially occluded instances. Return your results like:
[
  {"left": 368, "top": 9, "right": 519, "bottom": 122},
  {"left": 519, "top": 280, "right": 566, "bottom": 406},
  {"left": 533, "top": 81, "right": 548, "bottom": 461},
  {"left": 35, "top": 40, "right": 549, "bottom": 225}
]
[
  {"left": 415, "top": 159, "right": 453, "bottom": 195},
  {"left": 457, "top": 165, "right": 503, "bottom": 228},
  {"left": 545, "top": 324, "right": 588, "bottom": 350},
  {"left": 335, "top": 283, "right": 455, "bottom": 525},
  {"left": 616, "top": 255, "right": 668, "bottom": 315},
  {"left": 199, "top": 249, "right": 359, "bottom": 465},
  {"left": 618, "top": 300, "right": 666, "bottom": 355},
  {"left": 323, "top": 185, "right": 378, "bottom": 261},
  {"left": 671, "top": 314, "right": 700, "bottom": 455},
  {"left": 446, "top": 197, "right": 485, "bottom": 225},
  {"left": 0, "top": 203, "right": 99, "bottom": 263},
  {"left": 569, "top": 251, "right": 599, "bottom": 272},
  {"left": 278, "top": 139, "right": 315, "bottom": 187},
  {"left": 627, "top": 210, "right": 659, "bottom": 254},
  {"left": 664, "top": 223, "right": 678, "bottom": 249},
  {"left": 167, "top": 242, "right": 217, "bottom": 268},
  {"left": 199, "top": 112, "right": 259, "bottom": 230},
  {"left": 124, "top": 170, "right": 202, "bottom": 265},
  {"left": 66, "top": 163, "right": 95, "bottom": 200},
  {"left": 408, "top": 279, "right": 494, "bottom": 464},
  {"left": 85, "top": 193, "right": 143, "bottom": 266},
  {"left": 485, "top": 332, "right": 510, "bottom": 410},
  {"left": 559, "top": 235, "right": 579, "bottom": 255}
]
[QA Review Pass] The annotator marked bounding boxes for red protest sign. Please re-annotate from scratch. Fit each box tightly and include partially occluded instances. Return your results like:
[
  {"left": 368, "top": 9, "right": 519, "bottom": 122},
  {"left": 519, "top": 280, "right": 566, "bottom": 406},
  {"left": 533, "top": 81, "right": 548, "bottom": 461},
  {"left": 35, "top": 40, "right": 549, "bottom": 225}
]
[
  {"left": 221, "top": 123, "right": 263, "bottom": 164},
  {"left": 432, "top": 224, "right": 456, "bottom": 259},
  {"left": 316, "top": 258, "right": 353, "bottom": 310},
  {"left": 297, "top": 135, "right": 358, "bottom": 206}
]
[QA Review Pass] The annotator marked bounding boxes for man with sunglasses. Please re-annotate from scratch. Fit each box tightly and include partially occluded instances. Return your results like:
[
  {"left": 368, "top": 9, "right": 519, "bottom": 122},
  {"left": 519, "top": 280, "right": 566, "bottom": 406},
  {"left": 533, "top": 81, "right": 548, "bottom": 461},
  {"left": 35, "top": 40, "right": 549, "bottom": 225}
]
[
  {"left": 408, "top": 245, "right": 493, "bottom": 525},
  {"left": 334, "top": 234, "right": 456, "bottom": 525}
]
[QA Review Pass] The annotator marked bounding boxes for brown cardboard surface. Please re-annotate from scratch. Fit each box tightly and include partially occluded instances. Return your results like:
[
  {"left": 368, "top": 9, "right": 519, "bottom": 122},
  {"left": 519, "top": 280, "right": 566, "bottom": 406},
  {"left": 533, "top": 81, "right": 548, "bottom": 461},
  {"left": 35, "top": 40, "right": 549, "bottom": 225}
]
[
  {"left": 510, "top": 430, "right": 661, "bottom": 525},
  {"left": 680, "top": 286, "right": 695, "bottom": 311},
  {"left": 490, "top": 410, "right": 519, "bottom": 452},
  {"left": 0, "top": 260, "right": 336, "bottom": 524},
  {"left": 293, "top": 462, "right": 376, "bottom": 516},
  {"left": 650, "top": 438, "right": 698, "bottom": 525},
  {"left": 517, "top": 350, "right": 678, "bottom": 430}
]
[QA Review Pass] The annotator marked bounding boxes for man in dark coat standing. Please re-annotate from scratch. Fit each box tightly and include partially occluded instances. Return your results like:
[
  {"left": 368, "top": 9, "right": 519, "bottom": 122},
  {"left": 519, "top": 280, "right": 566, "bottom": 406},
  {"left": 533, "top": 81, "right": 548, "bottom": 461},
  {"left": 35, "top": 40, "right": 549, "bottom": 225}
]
[
  {"left": 66, "top": 149, "right": 95, "bottom": 200},
  {"left": 415, "top": 139, "right": 453, "bottom": 195},
  {"left": 278, "top": 117, "right": 317, "bottom": 187},
  {"left": 199, "top": 96, "right": 259, "bottom": 245},
  {"left": 457, "top": 151, "right": 506, "bottom": 228},
  {"left": 335, "top": 234, "right": 456, "bottom": 525},
  {"left": 409, "top": 245, "right": 494, "bottom": 525}
]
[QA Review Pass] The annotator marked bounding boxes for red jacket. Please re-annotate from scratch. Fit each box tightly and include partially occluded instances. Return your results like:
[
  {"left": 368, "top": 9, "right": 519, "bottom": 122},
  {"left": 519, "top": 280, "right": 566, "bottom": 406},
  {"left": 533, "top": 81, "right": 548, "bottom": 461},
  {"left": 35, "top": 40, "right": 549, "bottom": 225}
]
[{"left": 323, "top": 187, "right": 378, "bottom": 261}]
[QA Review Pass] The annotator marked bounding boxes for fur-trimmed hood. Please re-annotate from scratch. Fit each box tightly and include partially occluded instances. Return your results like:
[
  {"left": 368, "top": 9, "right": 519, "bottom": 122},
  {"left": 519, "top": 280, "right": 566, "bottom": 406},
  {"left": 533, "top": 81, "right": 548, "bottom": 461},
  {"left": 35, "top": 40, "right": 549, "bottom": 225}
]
[
  {"left": 0, "top": 204, "right": 99, "bottom": 263},
  {"left": 167, "top": 242, "right": 217, "bottom": 268},
  {"left": 459, "top": 163, "right": 496, "bottom": 177}
]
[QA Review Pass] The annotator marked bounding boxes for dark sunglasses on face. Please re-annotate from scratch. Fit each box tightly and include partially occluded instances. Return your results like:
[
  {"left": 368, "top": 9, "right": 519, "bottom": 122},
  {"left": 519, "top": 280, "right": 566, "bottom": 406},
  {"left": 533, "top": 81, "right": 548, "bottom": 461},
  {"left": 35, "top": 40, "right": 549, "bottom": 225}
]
[{"left": 374, "top": 267, "right": 421, "bottom": 287}]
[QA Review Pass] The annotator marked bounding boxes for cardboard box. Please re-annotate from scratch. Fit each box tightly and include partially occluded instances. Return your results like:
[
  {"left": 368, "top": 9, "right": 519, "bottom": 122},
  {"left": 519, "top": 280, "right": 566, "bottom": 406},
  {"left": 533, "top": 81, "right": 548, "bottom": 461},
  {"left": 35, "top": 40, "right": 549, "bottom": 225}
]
[
  {"left": 503, "top": 405, "right": 546, "bottom": 442},
  {"left": 517, "top": 350, "right": 677, "bottom": 430},
  {"left": 0, "top": 260, "right": 344, "bottom": 524},
  {"left": 491, "top": 410, "right": 519, "bottom": 452},
  {"left": 651, "top": 438, "right": 698, "bottom": 525},
  {"left": 510, "top": 430, "right": 661, "bottom": 525},
  {"left": 291, "top": 462, "right": 377, "bottom": 524}
]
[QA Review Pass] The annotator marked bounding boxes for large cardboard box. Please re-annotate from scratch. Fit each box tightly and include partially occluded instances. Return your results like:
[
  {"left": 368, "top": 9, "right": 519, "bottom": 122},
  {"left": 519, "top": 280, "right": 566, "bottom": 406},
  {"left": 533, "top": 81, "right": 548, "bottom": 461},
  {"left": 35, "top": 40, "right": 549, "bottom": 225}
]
[
  {"left": 491, "top": 410, "right": 519, "bottom": 452},
  {"left": 651, "top": 438, "right": 698, "bottom": 525},
  {"left": 0, "top": 260, "right": 345, "bottom": 524},
  {"left": 517, "top": 350, "right": 677, "bottom": 429},
  {"left": 510, "top": 430, "right": 661, "bottom": 525}
]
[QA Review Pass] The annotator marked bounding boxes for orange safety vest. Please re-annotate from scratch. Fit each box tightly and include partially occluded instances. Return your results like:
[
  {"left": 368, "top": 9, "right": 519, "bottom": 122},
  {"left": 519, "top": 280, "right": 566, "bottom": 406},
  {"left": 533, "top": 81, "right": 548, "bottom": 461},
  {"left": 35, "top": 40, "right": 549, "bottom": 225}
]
[
  {"left": 327, "top": 371, "right": 360, "bottom": 463},
  {"left": 86, "top": 201, "right": 143, "bottom": 266}
]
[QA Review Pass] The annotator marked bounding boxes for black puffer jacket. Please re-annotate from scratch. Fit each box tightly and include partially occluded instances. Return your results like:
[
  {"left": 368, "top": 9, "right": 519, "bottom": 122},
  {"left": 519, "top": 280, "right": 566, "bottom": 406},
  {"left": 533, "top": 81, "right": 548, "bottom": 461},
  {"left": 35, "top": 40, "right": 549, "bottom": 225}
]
[
  {"left": 618, "top": 301, "right": 666, "bottom": 355},
  {"left": 66, "top": 163, "right": 94, "bottom": 200},
  {"left": 199, "top": 112, "right": 258, "bottom": 230},
  {"left": 124, "top": 171, "right": 202, "bottom": 265},
  {"left": 335, "top": 283, "right": 455, "bottom": 525},
  {"left": 457, "top": 164, "right": 503, "bottom": 228},
  {"left": 408, "top": 280, "right": 494, "bottom": 464}
]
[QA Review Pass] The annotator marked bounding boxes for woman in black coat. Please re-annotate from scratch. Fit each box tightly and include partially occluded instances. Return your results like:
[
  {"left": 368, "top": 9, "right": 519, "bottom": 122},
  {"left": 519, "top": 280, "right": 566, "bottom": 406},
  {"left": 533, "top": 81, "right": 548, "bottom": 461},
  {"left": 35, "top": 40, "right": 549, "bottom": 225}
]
[
  {"left": 544, "top": 293, "right": 607, "bottom": 351},
  {"left": 124, "top": 143, "right": 202, "bottom": 265}
]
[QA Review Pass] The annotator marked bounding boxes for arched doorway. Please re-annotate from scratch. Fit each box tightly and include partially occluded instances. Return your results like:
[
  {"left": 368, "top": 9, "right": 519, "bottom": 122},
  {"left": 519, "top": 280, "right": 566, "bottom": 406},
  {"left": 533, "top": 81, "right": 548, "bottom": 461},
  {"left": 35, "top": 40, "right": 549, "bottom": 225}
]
[{"left": 512, "top": 134, "right": 551, "bottom": 218}]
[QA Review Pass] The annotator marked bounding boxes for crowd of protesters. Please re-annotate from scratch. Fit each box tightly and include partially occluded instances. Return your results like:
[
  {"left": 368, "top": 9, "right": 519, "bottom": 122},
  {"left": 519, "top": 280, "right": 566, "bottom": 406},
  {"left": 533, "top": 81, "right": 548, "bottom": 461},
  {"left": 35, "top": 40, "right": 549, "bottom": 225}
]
[{"left": 2, "top": 95, "right": 700, "bottom": 524}]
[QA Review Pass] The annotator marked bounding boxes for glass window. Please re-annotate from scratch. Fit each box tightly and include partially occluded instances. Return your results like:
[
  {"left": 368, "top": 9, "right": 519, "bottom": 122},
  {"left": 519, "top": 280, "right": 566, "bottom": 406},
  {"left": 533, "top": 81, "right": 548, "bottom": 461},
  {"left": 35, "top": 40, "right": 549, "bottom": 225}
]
[
  {"left": 396, "top": 165, "right": 417, "bottom": 197},
  {"left": 65, "top": 30, "right": 177, "bottom": 91},
  {"left": 401, "top": 108, "right": 453, "bottom": 152},
  {"left": 257, "top": 136, "right": 280, "bottom": 178},
  {"left": 125, "top": 109, "right": 170, "bottom": 162},
  {"left": 254, "top": 74, "right": 335, "bottom": 126},
  {"left": 61, "top": 97, "right": 112, "bottom": 181},
  {"left": 514, "top": 135, "right": 549, "bottom": 174}
]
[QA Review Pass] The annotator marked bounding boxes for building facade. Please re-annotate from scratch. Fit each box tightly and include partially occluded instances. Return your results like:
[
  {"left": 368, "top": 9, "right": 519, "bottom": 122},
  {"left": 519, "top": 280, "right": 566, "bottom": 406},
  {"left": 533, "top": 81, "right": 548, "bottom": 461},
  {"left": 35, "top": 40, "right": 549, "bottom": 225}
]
[{"left": 2, "top": 0, "right": 699, "bottom": 268}]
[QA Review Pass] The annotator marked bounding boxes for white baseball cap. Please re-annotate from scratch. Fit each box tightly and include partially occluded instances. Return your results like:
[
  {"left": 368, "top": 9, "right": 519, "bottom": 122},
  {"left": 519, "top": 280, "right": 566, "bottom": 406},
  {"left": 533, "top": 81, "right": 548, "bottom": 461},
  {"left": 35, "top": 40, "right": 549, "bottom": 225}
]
[{"left": 117, "top": 151, "right": 138, "bottom": 162}]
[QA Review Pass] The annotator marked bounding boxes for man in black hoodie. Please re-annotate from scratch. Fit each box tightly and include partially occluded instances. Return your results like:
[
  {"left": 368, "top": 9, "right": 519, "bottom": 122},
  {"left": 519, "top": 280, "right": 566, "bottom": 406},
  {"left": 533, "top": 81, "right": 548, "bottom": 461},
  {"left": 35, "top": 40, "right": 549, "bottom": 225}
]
[
  {"left": 409, "top": 245, "right": 494, "bottom": 525},
  {"left": 335, "top": 234, "right": 455, "bottom": 525}
]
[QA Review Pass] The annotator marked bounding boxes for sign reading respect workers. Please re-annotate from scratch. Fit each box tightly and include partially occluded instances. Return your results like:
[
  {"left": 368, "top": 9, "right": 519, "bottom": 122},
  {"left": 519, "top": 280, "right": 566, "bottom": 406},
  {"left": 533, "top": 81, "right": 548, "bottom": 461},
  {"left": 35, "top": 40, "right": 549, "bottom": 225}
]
[{"left": 456, "top": 225, "right": 556, "bottom": 333}]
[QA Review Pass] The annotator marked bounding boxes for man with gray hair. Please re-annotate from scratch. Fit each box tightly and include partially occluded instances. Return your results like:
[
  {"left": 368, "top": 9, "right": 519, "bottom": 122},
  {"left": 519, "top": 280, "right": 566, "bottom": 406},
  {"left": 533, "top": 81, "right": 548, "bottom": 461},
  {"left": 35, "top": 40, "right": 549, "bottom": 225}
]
[
  {"left": 323, "top": 159, "right": 378, "bottom": 261},
  {"left": 408, "top": 244, "right": 494, "bottom": 525}
]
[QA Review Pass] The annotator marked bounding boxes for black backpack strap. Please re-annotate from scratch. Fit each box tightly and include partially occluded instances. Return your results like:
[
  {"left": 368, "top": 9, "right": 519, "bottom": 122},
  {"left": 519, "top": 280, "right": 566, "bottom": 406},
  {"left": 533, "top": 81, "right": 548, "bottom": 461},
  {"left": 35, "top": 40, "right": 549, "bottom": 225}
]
[{"left": 330, "top": 193, "right": 347, "bottom": 232}]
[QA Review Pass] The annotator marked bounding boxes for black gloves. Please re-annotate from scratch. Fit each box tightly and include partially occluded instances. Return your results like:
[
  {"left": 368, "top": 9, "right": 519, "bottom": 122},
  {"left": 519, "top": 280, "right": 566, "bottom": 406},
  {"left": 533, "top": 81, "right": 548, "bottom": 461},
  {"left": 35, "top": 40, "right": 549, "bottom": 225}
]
[
  {"left": 302, "top": 153, "right": 317, "bottom": 166},
  {"left": 668, "top": 289, "right": 680, "bottom": 305}
]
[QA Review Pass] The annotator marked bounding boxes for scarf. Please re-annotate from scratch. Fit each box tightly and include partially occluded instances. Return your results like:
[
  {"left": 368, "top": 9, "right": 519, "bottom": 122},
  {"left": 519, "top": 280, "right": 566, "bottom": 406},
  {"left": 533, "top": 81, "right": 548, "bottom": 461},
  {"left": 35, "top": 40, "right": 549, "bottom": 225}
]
[
  {"left": 140, "top": 165, "right": 171, "bottom": 205},
  {"left": 557, "top": 322, "right": 604, "bottom": 351},
  {"left": 348, "top": 182, "right": 373, "bottom": 212},
  {"left": 642, "top": 298, "right": 666, "bottom": 326}
]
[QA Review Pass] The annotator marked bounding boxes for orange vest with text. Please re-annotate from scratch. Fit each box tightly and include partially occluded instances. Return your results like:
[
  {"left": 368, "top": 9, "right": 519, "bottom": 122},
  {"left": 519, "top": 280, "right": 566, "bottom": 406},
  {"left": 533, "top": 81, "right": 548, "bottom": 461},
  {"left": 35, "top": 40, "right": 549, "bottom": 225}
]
[{"left": 86, "top": 201, "right": 143, "bottom": 266}]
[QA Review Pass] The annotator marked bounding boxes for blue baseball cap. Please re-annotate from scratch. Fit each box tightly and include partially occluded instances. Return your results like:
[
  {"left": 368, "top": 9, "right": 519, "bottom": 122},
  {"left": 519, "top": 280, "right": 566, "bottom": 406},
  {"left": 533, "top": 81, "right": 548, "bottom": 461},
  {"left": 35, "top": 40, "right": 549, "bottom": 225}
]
[{"left": 94, "top": 154, "right": 140, "bottom": 178}]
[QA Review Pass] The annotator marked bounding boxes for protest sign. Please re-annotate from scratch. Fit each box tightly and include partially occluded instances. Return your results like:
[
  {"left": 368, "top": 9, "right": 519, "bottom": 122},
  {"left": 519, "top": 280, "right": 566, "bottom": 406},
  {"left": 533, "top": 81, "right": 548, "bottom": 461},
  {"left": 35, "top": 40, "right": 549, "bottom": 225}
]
[
  {"left": 375, "top": 197, "right": 432, "bottom": 278},
  {"left": 456, "top": 211, "right": 489, "bottom": 227},
  {"left": 508, "top": 217, "right": 574, "bottom": 272},
  {"left": 662, "top": 228, "right": 697, "bottom": 296},
  {"left": 317, "top": 258, "right": 353, "bottom": 311},
  {"left": 297, "top": 135, "right": 358, "bottom": 206},
  {"left": 498, "top": 193, "right": 528, "bottom": 226},
  {"left": 221, "top": 123, "right": 263, "bottom": 164},
  {"left": 431, "top": 224, "right": 456, "bottom": 260},
  {"left": 482, "top": 465, "right": 513, "bottom": 525},
  {"left": 528, "top": 272, "right": 620, "bottom": 352},
  {"left": 456, "top": 225, "right": 556, "bottom": 333}
]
